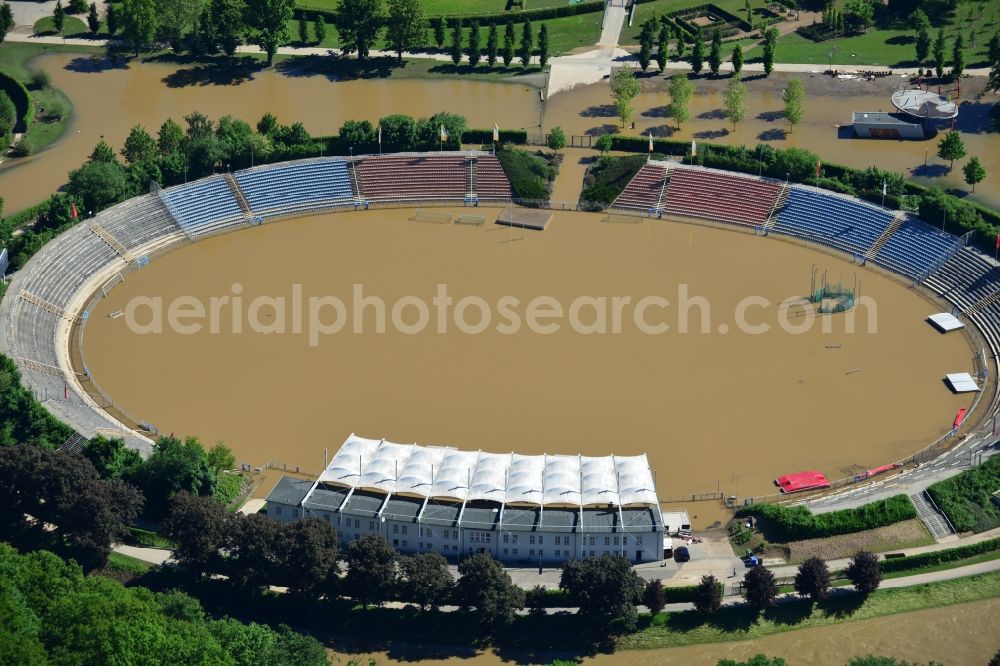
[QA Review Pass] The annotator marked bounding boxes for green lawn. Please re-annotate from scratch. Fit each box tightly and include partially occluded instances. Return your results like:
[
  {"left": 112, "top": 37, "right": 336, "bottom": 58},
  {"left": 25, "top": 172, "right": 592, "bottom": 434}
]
[
  {"left": 290, "top": 10, "right": 603, "bottom": 56},
  {"left": 618, "top": 570, "right": 1000, "bottom": 650},
  {"left": 621, "top": 0, "right": 779, "bottom": 45},
  {"left": 296, "top": 0, "right": 572, "bottom": 16},
  {"left": 33, "top": 15, "right": 90, "bottom": 37}
]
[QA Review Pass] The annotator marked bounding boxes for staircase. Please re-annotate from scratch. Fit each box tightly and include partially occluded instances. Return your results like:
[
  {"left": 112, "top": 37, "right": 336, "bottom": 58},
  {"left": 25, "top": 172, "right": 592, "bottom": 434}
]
[
  {"left": 224, "top": 173, "right": 253, "bottom": 217},
  {"left": 20, "top": 290, "right": 77, "bottom": 322},
  {"left": 467, "top": 157, "right": 478, "bottom": 200},
  {"left": 59, "top": 432, "right": 88, "bottom": 454},
  {"left": 90, "top": 223, "right": 132, "bottom": 262},
  {"left": 349, "top": 160, "right": 366, "bottom": 205},
  {"left": 910, "top": 491, "right": 955, "bottom": 540},
  {"left": 967, "top": 288, "right": 1000, "bottom": 315},
  {"left": 865, "top": 214, "right": 905, "bottom": 261},
  {"left": 763, "top": 181, "right": 791, "bottom": 232}
]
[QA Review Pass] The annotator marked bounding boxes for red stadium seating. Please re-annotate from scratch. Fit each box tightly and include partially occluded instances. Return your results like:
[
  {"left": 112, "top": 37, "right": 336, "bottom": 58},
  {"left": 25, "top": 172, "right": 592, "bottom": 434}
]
[
  {"left": 358, "top": 155, "right": 469, "bottom": 201},
  {"left": 664, "top": 168, "right": 781, "bottom": 227},
  {"left": 477, "top": 155, "right": 513, "bottom": 200},
  {"left": 611, "top": 164, "right": 668, "bottom": 213}
]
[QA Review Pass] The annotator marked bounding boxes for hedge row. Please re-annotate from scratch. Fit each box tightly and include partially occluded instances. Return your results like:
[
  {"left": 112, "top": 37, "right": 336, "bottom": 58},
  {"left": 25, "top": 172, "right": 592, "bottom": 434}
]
[
  {"left": 464, "top": 128, "right": 528, "bottom": 145},
  {"left": 737, "top": 495, "right": 917, "bottom": 542},
  {"left": 879, "top": 536, "right": 1000, "bottom": 574},
  {"left": 0, "top": 72, "right": 34, "bottom": 131},
  {"left": 294, "top": 1, "right": 603, "bottom": 29}
]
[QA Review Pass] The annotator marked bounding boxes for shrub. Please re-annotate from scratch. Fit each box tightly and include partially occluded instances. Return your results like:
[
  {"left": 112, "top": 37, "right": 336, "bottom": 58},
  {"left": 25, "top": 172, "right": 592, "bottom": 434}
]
[
  {"left": 496, "top": 146, "right": 555, "bottom": 202},
  {"left": 738, "top": 495, "right": 916, "bottom": 542},
  {"left": 580, "top": 153, "right": 649, "bottom": 205},
  {"left": 926, "top": 457, "right": 1000, "bottom": 533},
  {"left": 879, "top": 536, "right": 1000, "bottom": 574}
]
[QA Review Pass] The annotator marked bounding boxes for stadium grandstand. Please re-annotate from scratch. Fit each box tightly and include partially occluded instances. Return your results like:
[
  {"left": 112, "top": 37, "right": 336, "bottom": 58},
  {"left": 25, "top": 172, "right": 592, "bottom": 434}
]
[
  {"left": 1, "top": 154, "right": 997, "bottom": 496},
  {"left": 265, "top": 434, "right": 667, "bottom": 565}
]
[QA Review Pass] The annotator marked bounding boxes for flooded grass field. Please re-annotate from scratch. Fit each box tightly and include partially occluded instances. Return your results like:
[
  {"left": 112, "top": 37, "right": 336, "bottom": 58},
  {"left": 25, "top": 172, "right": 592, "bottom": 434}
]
[{"left": 81, "top": 208, "right": 973, "bottom": 500}]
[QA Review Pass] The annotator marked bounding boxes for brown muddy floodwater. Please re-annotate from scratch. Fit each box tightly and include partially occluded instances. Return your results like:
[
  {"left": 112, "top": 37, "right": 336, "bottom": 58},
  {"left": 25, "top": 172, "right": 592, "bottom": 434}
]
[
  {"left": 0, "top": 52, "right": 542, "bottom": 212},
  {"left": 328, "top": 597, "right": 1000, "bottom": 665},
  {"left": 547, "top": 78, "right": 1000, "bottom": 211},
  {"left": 82, "top": 209, "right": 973, "bottom": 500}
]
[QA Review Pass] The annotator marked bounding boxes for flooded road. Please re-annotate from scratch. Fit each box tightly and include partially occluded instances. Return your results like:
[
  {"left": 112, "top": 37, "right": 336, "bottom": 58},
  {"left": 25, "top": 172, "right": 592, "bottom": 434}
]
[
  {"left": 82, "top": 208, "right": 973, "bottom": 499},
  {"left": 0, "top": 53, "right": 542, "bottom": 212},
  {"left": 327, "top": 597, "right": 1000, "bottom": 665}
]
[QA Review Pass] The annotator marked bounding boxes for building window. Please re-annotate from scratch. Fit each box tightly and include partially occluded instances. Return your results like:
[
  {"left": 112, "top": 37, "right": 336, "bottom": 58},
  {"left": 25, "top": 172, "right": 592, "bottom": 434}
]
[
  {"left": 529, "top": 535, "right": 535, "bottom": 545},
  {"left": 393, "top": 524, "right": 399, "bottom": 534},
  {"left": 555, "top": 549, "right": 561, "bottom": 557},
  {"left": 614, "top": 536, "right": 619, "bottom": 546},
  {"left": 503, "top": 534, "right": 509, "bottom": 543},
  {"left": 530, "top": 549, "right": 535, "bottom": 556},
  {"left": 393, "top": 539, "right": 398, "bottom": 546},
  {"left": 402, "top": 526, "right": 408, "bottom": 535},
  {"left": 402, "top": 540, "right": 407, "bottom": 547},
  {"left": 275, "top": 506, "right": 282, "bottom": 515},
  {"left": 292, "top": 509, "right": 299, "bottom": 518},
  {"left": 589, "top": 536, "right": 595, "bottom": 546},
  {"left": 503, "top": 548, "right": 508, "bottom": 555},
  {"left": 419, "top": 542, "right": 424, "bottom": 549},
  {"left": 539, "top": 549, "right": 543, "bottom": 558},
  {"left": 453, "top": 545, "right": 458, "bottom": 551},
  {"left": 538, "top": 536, "right": 543, "bottom": 544},
  {"left": 590, "top": 550, "right": 595, "bottom": 558},
  {"left": 604, "top": 536, "right": 610, "bottom": 546},
  {"left": 369, "top": 521, "right": 375, "bottom": 531},
  {"left": 512, "top": 548, "right": 518, "bottom": 555},
  {"left": 354, "top": 519, "right": 360, "bottom": 529},
  {"left": 420, "top": 527, "right": 424, "bottom": 537},
  {"left": 453, "top": 530, "right": 459, "bottom": 540}
]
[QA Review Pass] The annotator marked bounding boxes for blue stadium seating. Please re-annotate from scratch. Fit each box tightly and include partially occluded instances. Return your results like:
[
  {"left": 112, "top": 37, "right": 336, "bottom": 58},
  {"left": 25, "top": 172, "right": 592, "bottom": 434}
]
[
  {"left": 872, "top": 216, "right": 957, "bottom": 280},
  {"left": 160, "top": 177, "right": 244, "bottom": 238},
  {"left": 774, "top": 188, "right": 894, "bottom": 256},
  {"left": 235, "top": 159, "right": 354, "bottom": 218}
]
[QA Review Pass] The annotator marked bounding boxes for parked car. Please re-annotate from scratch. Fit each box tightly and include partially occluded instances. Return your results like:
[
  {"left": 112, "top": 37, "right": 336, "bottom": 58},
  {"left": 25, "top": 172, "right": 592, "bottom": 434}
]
[{"left": 673, "top": 546, "right": 690, "bottom": 563}]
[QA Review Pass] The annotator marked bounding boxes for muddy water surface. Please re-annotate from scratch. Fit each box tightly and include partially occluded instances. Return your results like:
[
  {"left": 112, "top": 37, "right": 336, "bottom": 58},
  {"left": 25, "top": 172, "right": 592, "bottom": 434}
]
[
  {"left": 328, "top": 597, "right": 1000, "bottom": 665},
  {"left": 0, "top": 53, "right": 542, "bottom": 212},
  {"left": 547, "top": 79, "right": 1000, "bottom": 210},
  {"left": 82, "top": 209, "right": 973, "bottom": 499}
]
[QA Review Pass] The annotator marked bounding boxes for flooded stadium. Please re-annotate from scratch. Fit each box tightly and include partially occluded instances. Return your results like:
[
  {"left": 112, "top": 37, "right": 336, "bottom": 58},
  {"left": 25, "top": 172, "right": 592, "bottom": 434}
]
[{"left": 81, "top": 207, "right": 974, "bottom": 500}]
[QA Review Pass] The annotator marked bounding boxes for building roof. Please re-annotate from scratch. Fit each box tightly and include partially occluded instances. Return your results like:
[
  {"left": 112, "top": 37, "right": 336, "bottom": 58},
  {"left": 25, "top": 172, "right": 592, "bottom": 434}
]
[
  {"left": 265, "top": 476, "right": 313, "bottom": 506},
  {"left": 342, "top": 490, "right": 387, "bottom": 518},
  {"left": 502, "top": 506, "right": 540, "bottom": 531},
  {"left": 302, "top": 483, "right": 349, "bottom": 512},
  {"left": 421, "top": 499, "right": 462, "bottom": 527},
  {"left": 382, "top": 495, "right": 424, "bottom": 522},
  {"left": 318, "top": 434, "right": 659, "bottom": 507},
  {"left": 462, "top": 501, "right": 502, "bottom": 530},
  {"left": 540, "top": 508, "right": 579, "bottom": 533}
]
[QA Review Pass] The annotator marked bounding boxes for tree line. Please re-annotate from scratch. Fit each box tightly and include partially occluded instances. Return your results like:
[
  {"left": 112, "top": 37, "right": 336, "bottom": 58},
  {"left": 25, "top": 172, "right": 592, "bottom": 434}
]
[{"left": 0, "top": 542, "right": 329, "bottom": 665}]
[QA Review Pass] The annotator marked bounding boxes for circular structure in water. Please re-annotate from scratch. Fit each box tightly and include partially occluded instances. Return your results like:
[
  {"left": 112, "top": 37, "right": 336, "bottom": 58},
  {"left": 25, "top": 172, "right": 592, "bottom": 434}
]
[
  {"left": 890, "top": 89, "right": 959, "bottom": 120},
  {"left": 79, "top": 207, "right": 975, "bottom": 501}
]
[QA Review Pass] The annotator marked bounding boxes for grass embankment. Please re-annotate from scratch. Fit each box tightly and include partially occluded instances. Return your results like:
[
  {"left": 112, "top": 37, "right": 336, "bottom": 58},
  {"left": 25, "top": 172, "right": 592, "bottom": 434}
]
[
  {"left": 0, "top": 42, "right": 95, "bottom": 155},
  {"left": 33, "top": 15, "right": 90, "bottom": 37},
  {"left": 927, "top": 457, "right": 1000, "bottom": 533},
  {"left": 580, "top": 153, "right": 649, "bottom": 205},
  {"left": 496, "top": 147, "right": 557, "bottom": 200},
  {"left": 619, "top": 570, "right": 1000, "bottom": 650}
]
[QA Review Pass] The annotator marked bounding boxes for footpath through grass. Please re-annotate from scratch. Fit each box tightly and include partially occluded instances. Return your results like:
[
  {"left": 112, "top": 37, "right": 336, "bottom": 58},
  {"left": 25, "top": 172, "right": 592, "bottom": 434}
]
[{"left": 619, "top": 570, "right": 1000, "bottom": 650}]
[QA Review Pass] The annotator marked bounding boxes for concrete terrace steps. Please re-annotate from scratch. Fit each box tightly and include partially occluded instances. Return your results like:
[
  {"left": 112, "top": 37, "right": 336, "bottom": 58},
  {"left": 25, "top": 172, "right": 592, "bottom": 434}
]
[
  {"left": 763, "top": 181, "right": 792, "bottom": 231},
  {"left": 910, "top": 491, "right": 956, "bottom": 540},
  {"left": 968, "top": 289, "right": 1000, "bottom": 315},
  {"left": 865, "top": 213, "right": 905, "bottom": 261},
  {"left": 224, "top": 172, "right": 253, "bottom": 216},
  {"left": 89, "top": 222, "right": 132, "bottom": 263},
  {"left": 19, "top": 290, "right": 77, "bottom": 322}
]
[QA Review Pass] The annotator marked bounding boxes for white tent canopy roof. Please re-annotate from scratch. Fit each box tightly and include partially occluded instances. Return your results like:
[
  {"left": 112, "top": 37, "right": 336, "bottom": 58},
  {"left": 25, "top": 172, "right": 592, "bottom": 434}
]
[{"left": 317, "top": 434, "right": 660, "bottom": 507}]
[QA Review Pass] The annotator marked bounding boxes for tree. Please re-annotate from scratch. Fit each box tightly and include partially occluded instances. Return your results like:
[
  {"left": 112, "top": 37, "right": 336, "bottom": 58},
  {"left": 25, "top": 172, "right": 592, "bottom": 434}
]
[
  {"left": 211, "top": 0, "right": 245, "bottom": 55},
  {"left": 990, "top": 31, "right": 1000, "bottom": 67},
  {"left": 668, "top": 72, "right": 693, "bottom": 128},
  {"left": 610, "top": 67, "right": 641, "bottom": 127},
  {"left": 761, "top": 26, "right": 778, "bottom": 77},
  {"left": 0, "top": 92, "right": 16, "bottom": 149},
  {"left": 595, "top": 133, "right": 613, "bottom": 156},
  {"left": 0, "top": 3, "right": 13, "bottom": 44},
  {"left": 431, "top": 17, "right": 445, "bottom": 48},
  {"left": 82, "top": 436, "right": 142, "bottom": 479},
  {"left": 162, "top": 492, "right": 230, "bottom": 579},
  {"left": 638, "top": 19, "right": 655, "bottom": 71},
  {"left": 502, "top": 20, "right": 515, "bottom": 67},
  {"left": 718, "top": 657, "right": 788, "bottom": 666},
  {"left": 155, "top": 0, "right": 201, "bottom": 50},
  {"left": 334, "top": 0, "right": 383, "bottom": 61},
  {"left": 386, "top": 0, "right": 424, "bottom": 64},
  {"left": 449, "top": 22, "right": 462, "bottom": 66},
  {"left": 846, "top": 550, "right": 882, "bottom": 594},
  {"left": 538, "top": 23, "right": 549, "bottom": 69},
  {"left": 121, "top": 0, "right": 158, "bottom": 58},
  {"left": 298, "top": 14, "right": 309, "bottom": 44},
  {"left": 655, "top": 23, "right": 669, "bottom": 72},
  {"left": 990, "top": 60, "right": 1000, "bottom": 93},
  {"left": 468, "top": 21, "right": 481, "bottom": 67},
  {"left": 121, "top": 125, "right": 159, "bottom": 165},
  {"left": 674, "top": 24, "right": 685, "bottom": 58},
  {"left": 399, "top": 552, "right": 453, "bottom": 611},
  {"left": 934, "top": 28, "right": 946, "bottom": 79},
  {"left": 525, "top": 584, "right": 547, "bottom": 617},
  {"left": 339, "top": 119, "right": 376, "bottom": 149},
  {"left": 783, "top": 77, "right": 804, "bottom": 130},
  {"left": 455, "top": 553, "right": 524, "bottom": 627},
  {"left": 742, "top": 565, "right": 777, "bottom": 609},
  {"left": 519, "top": 19, "right": 533, "bottom": 68},
  {"left": 723, "top": 76, "right": 747, "bottom": 131},
  {"left": 105, "top": 3, "right": 118, "bottom": 34},
  {"left": 280, "top": 518, "right": 340, "bottom": 598},
  {"left": 843, "top": 0, "right": 874, "bottom": 31},
  {"left": 157, "top": 118, "right": 184, "bottom": 154},
  {"left": 643, "top": 579, "right": 667, "bottom": 615},
  {"left": 68, "top": 160, "right": 130, "bottom": 212},
  {"left": 256, "top": 112, "right": 278, "bottom": 136},
  {"left": 914, "top": 24, "right": 931, "bottom": 65},
  {"left": 691, "top": 29, "right": 705, "bottom": 74},
  {"left": 344, "top": 534, "right": 397, "bottom": 607},
  {"left": 125, "top": 436, "right": 217, "bottom": 520},
  {"left": 227, "top": 514, "right": 283, "bottom": 592},
  {"left": 378, "top": 113, "right": 416, "bottom": 150},
  {"left": 206, "top": 442, "right": 236, "bottom": 471},
  {"left": 88, "top": 3, "right": 100, "bottom": 33},
  {"left": 53, "top": 0, "right": 66, "bottom": 33},
  {"left": 90, "top": 139, "right": 117, "bottom": 162},
  {"left": 559, "top": 555, "right": 644, "bottom": 633},
  {"left": 547, "top": 126, "right": 565, "bottom": 152},
  {"left": 731, "top": 44, "right": 743, "bottom": 77},
  {"left": 689, "top": 575, "right": 722, "bottom": 615},
  {"left": 314, "top": 15, "right": 326, "bottom": 44},
  {"left": 794, "top": 556, "right": 831, "bottom": 602},
  {"left": 486, "top": 23, "right": 498, "bottom": 67},
  {"left": 245, "top": 0, "right": 294, "bottom": 66},
  {"left": 708, "top": 28, "right": 722, "bottom": 75},
  {"left": 937, "top": 130, "right": 966, "bottom": 169},
  {"left": 952, "top": 32, "right": 964, "bottom": 78},
  {"left": 962, "top": 155, "right": 986, "bottom": 192}
]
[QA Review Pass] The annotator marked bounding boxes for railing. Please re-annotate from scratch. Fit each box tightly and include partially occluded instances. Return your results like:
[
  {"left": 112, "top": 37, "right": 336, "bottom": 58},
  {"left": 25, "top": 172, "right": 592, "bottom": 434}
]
[
  {"left": 266, "top": 460, "right": 322, "bottom": 478},
  {"left": 922, "top": 490, "right": 956, "bottom": 534}
]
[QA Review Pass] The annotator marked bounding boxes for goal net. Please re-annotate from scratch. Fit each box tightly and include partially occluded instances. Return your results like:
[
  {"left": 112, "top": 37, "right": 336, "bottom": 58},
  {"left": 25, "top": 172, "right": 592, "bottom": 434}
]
[{"left": 410, "top": 209, "right": 453, "bottom": 224}]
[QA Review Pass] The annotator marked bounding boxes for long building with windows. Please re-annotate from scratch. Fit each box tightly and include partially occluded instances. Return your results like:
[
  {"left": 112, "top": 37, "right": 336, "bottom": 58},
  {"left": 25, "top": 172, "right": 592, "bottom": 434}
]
[{"left": 265, "top": 434, "right": 673, "bottom": 565}]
